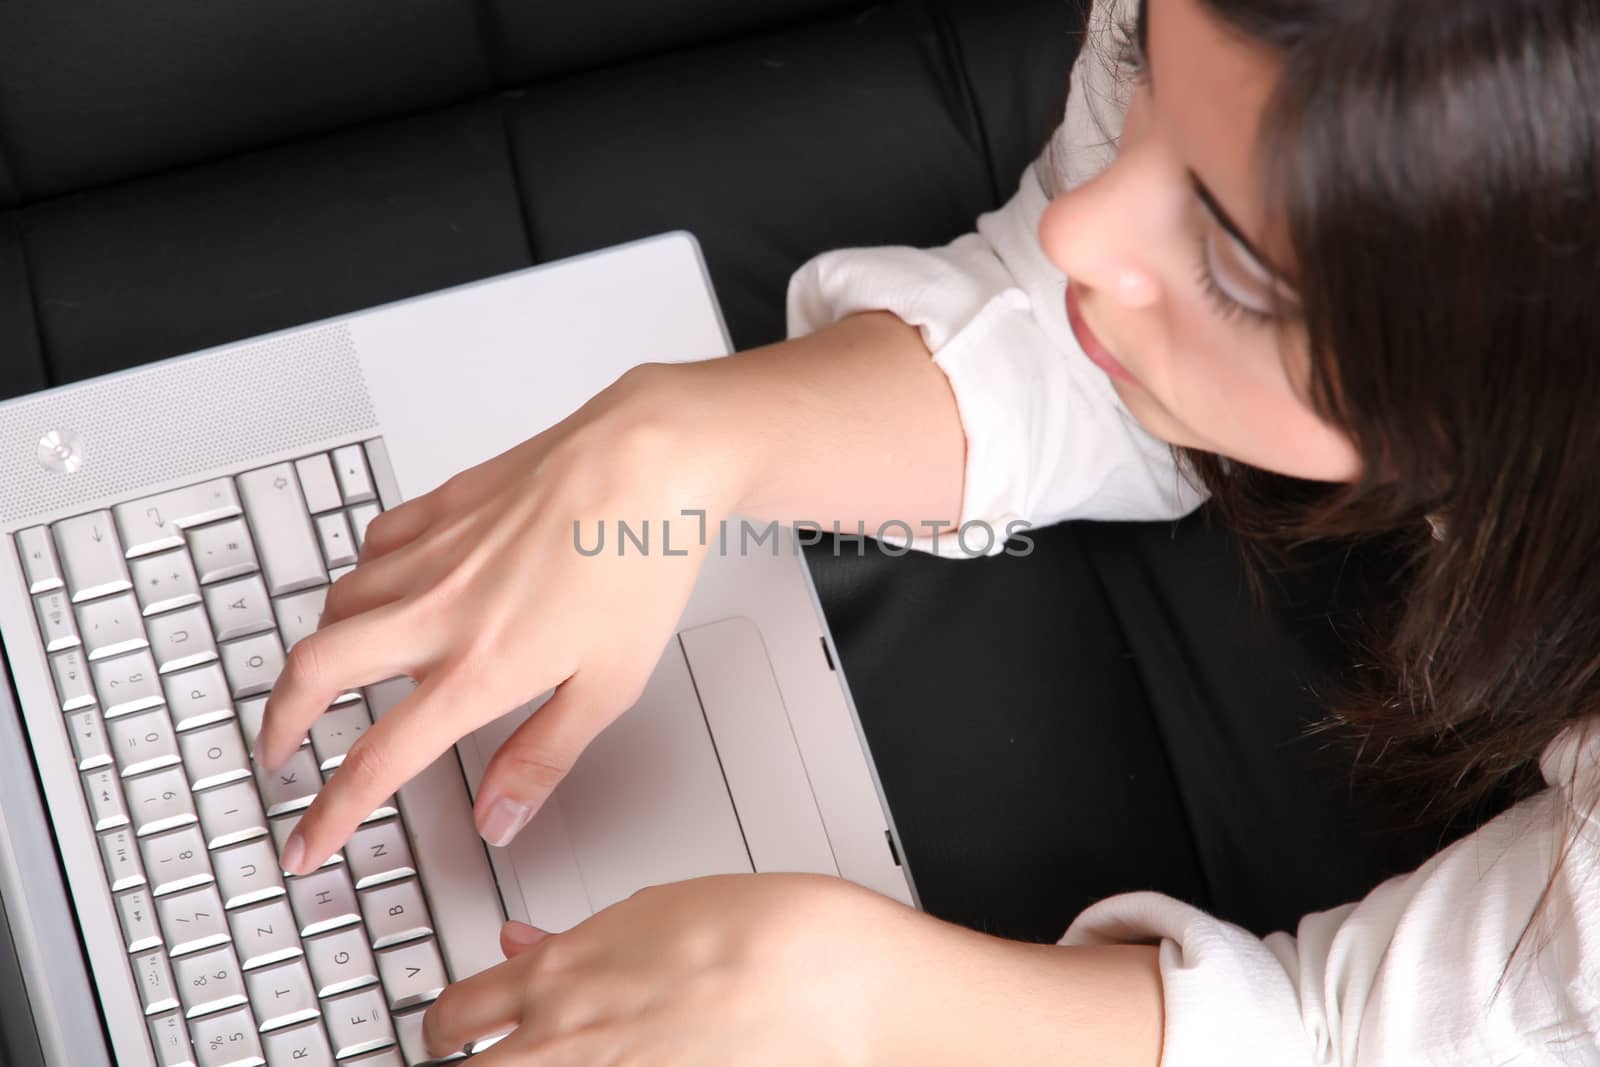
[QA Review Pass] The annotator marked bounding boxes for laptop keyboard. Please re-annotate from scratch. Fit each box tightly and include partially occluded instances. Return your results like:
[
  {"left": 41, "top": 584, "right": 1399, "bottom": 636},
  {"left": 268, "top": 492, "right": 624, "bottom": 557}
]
[{"left": 14, "top": 440, "right": 465, "bottom": 1067}]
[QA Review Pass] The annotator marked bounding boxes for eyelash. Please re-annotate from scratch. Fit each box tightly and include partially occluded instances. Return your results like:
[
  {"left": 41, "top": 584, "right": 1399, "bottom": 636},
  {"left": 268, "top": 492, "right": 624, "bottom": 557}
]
[{"left": 1194, "top": 253, "right": 1276, "bottom": 327}]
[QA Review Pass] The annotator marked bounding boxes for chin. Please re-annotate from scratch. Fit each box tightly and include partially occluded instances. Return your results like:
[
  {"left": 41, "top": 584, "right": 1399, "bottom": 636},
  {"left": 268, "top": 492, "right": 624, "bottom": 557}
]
[{"left": 1110, "top": 380, "right": 1193, "bottom": 449}]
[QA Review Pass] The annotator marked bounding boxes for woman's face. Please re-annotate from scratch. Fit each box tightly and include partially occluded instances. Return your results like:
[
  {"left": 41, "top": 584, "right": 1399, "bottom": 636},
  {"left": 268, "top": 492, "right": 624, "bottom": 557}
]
[{"left": 1039, "top": 0, "right": 1361, "bottom": 483}]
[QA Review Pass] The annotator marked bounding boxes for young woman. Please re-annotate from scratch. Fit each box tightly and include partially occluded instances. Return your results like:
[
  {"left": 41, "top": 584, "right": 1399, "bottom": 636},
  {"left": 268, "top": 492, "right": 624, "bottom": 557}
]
[{"left": 257, "top": 0, "right": 1600, "bottom": 1061}]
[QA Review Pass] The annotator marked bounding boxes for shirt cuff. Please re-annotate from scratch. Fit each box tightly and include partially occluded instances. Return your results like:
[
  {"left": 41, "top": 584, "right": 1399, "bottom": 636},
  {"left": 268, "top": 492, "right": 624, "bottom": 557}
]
[{"left": 1061, "top": 891, "right": 1316, "bottom": 1067}]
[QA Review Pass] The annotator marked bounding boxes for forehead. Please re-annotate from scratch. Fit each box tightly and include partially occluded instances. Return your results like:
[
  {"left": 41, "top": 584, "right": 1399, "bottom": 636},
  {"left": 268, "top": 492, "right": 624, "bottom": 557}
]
[{"left": 1147, "top": 0, "right": 1285, "bottom": 255}]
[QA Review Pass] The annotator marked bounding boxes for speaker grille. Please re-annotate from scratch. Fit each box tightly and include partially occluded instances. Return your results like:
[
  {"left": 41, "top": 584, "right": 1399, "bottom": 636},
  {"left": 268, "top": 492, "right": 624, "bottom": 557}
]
[{"left": 0, "top": 323, "right": 377, "bottom": 526}]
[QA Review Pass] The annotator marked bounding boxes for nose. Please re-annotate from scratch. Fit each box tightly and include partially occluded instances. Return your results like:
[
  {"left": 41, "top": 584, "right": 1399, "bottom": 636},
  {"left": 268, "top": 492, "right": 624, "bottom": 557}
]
[{"left": 1037, "top": 137, "right": 1167, "bottom": 311}]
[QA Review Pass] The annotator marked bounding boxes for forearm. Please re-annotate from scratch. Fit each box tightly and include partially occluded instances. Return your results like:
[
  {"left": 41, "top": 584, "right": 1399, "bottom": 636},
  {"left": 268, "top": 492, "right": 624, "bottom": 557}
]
[
  {"left": 655, "top": 311, "right": 966, "bottom": 530},
  {"left": 888, "top": 913, "right": 1165, "bottom": 1067},
  {"left": 963, "top": 939, "right": 1164, "bottom": 1066}
]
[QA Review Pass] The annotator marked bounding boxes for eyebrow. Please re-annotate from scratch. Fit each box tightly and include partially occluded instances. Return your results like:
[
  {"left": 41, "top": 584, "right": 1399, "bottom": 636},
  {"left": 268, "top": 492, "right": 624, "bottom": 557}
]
[{"left": 1188, "top": 172, "right": 1285, "bottom": 279}]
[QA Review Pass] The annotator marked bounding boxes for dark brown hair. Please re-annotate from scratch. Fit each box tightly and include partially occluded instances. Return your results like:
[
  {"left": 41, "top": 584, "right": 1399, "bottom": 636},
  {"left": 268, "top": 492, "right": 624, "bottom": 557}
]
[{"left": 1178, "top": 0, "right": 1600, "bottom": 817}]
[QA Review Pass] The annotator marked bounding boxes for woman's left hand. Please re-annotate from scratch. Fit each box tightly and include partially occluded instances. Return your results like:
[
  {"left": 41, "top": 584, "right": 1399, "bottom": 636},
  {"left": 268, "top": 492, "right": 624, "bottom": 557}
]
[{"left": 420, "top": 872, "right": 958, "bottom": 1066}]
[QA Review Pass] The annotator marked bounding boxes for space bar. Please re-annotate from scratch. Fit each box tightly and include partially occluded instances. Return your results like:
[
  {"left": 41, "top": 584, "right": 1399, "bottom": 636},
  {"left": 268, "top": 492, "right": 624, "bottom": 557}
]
[{"left": 364, "top": 676, "right": 506, "bottom": 984}]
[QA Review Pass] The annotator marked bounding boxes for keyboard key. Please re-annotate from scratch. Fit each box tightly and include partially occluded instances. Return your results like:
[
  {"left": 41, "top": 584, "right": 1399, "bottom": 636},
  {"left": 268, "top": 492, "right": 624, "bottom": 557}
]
[
  {"left": 92, "top": 648, "right": 164, "bottom": 718},
  {"left": 83, "top": 767, "right": 129, "bottom": 831},
  {"left": 162, "top": 662, "right": 234, "bottom": 732},
  {"left": 315, "top": 511, "right": 358, "bottom": 569},
  {"left": 296, "top": 454, "right": 344, "bottom": 515},
  {"left": 263, "top": 1020, "right": 336, "bottom": 1067},
  {"left": 214, "top": 838, "right": 284, "bottom": 909},
  {"left": 237, "top": 464, "right": 327, "bottom": 595},
  {"left": 202, "top": 574, "right": 274, "bottom": 642},
  {"left": 133, "top": 949, "right": 181, "bottom": 1015},
  {"left": 273, "top": 586, "right": 327, "bottom": 652},
  {"left": 54, "top": 511, "right": 131, "bottom": 602},
  {"left": 66, "top": 706, "right": 112, "bottom": 769},
  {"left": 149, "top": 1010, "right": 197, "bottom": 1067},
  {"left": 115, "top": 479, "right": 241, "bottom": 560},
  {"left": 187, "top": 518, "right": 258, "bottom": 585},
  {"left": 148, "top": 605, "right": 218, "bottom": 674},
  {"left": 173, "top": 943, "right": 247, "bottom": 1018},
  {"left": 376, "top": 938, "right": 446, "bottom": 1010},
  {"left": 49, "top": 648, "right": 95, "bottom": 711},
  {"left": 343, "top": 1048, "right": 406, "bottom": 1067},
  {"left": 100, "top": 827, "right": 146, "bottom": 891},
  {"left": 310, "top": 699, "right": 371, "bottom": 770},
  {"left": 189, "top": 1005, "right": 264, "bottom": 1067},
  {"left": 179, "top": 719, "right": 251, "bottom": 791},
  {"left": 219, "top": 632, "right": 284, "bottom": 699},
  {"left": 360, "top": 880, "right": 432, "bottom": 949},
  {"left": 228, "top": 899, "right": 301, "bottom": 970},
  {"left": 195, "top": 780, "right": 268, "bottom": 849},
  {"left": 141, "top": 825, "right": 212, "bottom": 896},
  {"left": 289, "top": 866, "right": 360, "bottom": 937},
  {"left": 245, "top": 957, "right": 319, "bottom": 1031},
  {"left": 345, "top": 819, "right": 414, "bottom": 890},
  {"left": 77, "top": 591, "right": 147, "bottom": 660},
  {"left": 257, "top": 746, "right": 320, "bottom": 815},
  {"left": 34, "top": 589, "right": 79, "bottom": 652},
  {"left": 332, "top": 445, "right": 377, "bottom": 506},
  {"left": 110, "top": 708, "right": 182, "bottom": 778},
  {"left": 395, "top": 1006, "right": 465, "bottom": 1065},
  {"left": 125, "top": 766, "right": 197, "bottom": 836},
  {"left": 17, "top": 526, "right": 63, "bottom": 593},
  {"left": 271, "top": 814, "right": 342, "bottom": 873},
  {"left": 157, "top": 884, "right": 230, "bottom": 957},
  {"left": 131, "top": 550, "right": 203, "bottom": 616},
  {"left": 322, "top": 985, "right": 394, "bottom": 1059},
  {"left": 348, "top": 504, "right": 380, "bottom": 553},
  {"left": 234, "top": 695, "right": 271, "bottom": 754},
  {"left": 117, "top": 887, "right": 164, "bottom": 953},
  {"left": 305, "top": 925, "right": 378, "bottom": 998}
]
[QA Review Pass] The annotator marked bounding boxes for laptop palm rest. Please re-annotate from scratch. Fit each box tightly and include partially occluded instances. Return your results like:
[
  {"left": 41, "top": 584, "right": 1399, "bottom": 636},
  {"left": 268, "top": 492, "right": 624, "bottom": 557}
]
[{"left": 459, "top": 619, "right": 811, "bottom": 933}]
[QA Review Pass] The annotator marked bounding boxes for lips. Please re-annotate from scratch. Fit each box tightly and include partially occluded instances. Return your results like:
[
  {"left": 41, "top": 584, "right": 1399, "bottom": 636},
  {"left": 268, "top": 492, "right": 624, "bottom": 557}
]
[{"left": 1065, "top": 283, "right": 1138, "bottom": 385}]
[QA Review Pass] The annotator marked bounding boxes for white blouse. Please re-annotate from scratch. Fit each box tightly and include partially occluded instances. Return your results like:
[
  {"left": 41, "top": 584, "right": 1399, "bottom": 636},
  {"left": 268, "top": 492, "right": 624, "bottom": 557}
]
[{"left": 783, "top": 1, "right": 1600, "bottom": 1062}]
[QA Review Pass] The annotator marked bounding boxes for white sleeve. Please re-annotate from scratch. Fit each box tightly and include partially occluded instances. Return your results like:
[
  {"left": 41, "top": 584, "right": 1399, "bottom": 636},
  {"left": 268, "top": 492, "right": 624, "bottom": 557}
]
[
  {"left": 783, "top": 0, "right": 1204, "bottom": 559},
  {"left": 1060, "top": 725, "right": 1600, "bottom": 1066}
]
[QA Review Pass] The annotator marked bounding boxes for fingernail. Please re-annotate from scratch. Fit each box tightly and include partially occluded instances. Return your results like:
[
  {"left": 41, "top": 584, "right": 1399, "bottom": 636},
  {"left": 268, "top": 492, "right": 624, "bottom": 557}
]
[
  {"left": 504, "top": 921, "right": 546, "bottom": 946},
  {"left": 281, "top": 832, "right": 306, "bottom": 875},
  {"left": 480, "top": 797, "right": 532, "bottom": 848}
]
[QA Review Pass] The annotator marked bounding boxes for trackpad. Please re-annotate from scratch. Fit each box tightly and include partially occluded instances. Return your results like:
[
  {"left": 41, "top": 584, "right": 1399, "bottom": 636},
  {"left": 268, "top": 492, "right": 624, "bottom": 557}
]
[{"left": 467, "top": 636, "right": 752, "bottom": 932}]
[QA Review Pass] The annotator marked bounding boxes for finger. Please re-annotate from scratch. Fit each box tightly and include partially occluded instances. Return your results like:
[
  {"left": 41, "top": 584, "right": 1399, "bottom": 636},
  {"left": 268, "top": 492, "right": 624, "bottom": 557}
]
[
  {"left": 422, "top": 953, "right": 532, "bottom": 1058},
  {"left": 474, "top": 677, "right": 619, "bottom": 847},
  {"left": 282, "top": 666, "right": 499, "bottom": 873},
  {"left": 501, "top": 921, "right": 550, "bottom": 959},
  {"left": 317, "top": 542, "right": 422, "bottom": 630},
  {"left": 356, "top": 495, "right": 432, "bottom": 562},
  {"left": 255, "top": 601, "right": 420, "bottom": 769}
]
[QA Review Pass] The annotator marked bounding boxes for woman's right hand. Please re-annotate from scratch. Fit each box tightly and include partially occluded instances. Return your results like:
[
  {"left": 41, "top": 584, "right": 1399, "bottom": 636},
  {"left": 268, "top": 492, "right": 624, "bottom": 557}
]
[{"left": 255, "top": 361, "right": 751, "bottom": 874}]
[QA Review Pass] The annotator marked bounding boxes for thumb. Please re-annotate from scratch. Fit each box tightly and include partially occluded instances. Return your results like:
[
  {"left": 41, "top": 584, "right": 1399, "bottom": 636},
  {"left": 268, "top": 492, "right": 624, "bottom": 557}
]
[
  {"left": 500, "top": 921, "right": 550, "bottom": 958},
  {"left": 473, "top": 676, "right": 615, "bottom": 847}
]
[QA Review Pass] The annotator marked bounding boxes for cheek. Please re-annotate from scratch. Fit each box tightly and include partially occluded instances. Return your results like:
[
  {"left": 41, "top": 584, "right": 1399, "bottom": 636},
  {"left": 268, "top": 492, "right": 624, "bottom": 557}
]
[{"left": 1170, "top": 325, "right": 1360, "bottom": 480}]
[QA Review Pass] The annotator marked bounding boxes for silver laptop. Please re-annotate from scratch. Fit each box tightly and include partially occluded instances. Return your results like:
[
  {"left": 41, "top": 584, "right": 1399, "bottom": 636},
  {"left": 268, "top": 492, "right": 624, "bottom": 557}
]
[{"left": 0, "top": 232, "right": 918, "bottom": 1067}]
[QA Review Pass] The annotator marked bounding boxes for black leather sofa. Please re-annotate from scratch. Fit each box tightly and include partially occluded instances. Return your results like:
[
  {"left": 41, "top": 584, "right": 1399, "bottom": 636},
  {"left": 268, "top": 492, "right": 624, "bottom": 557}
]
[{"left": 0, "top": 0, "right": 1487, "bottom": 1013}]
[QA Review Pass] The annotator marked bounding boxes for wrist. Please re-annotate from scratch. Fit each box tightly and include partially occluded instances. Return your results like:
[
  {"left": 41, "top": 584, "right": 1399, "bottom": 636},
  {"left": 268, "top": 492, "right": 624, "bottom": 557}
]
[
  {"left": 605, "top": 359, "right": 769, "bottom": 521},
  {"left": 614, "top": 355, "right": 791, "bottom": 521}
]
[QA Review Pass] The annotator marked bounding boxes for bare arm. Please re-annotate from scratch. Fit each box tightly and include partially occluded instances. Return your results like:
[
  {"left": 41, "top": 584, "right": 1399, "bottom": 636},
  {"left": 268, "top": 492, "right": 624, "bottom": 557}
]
[{"left": 649, "top": 309, "right": 968, "bottom": 531}]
